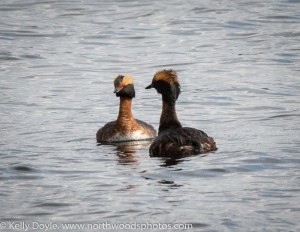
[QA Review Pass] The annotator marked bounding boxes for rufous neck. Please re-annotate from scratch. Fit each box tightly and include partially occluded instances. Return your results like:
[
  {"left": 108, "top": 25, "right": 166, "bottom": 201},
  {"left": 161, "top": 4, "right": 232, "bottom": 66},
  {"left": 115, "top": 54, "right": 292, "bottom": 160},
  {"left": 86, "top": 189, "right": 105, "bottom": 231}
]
[{"left": 117, "top": 97, "right": 134, "bottom": 122}]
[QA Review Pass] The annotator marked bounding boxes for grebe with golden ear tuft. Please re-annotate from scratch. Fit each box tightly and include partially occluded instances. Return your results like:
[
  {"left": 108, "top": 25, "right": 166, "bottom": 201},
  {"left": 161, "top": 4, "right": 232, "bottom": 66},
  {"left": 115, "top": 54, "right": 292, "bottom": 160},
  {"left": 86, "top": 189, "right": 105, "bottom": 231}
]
[
  {"left": 145, "top": 69, "right": 217, "bottom": 157},
  {"left": 97, "top": 75, "right": 156, "bottom": 142}
]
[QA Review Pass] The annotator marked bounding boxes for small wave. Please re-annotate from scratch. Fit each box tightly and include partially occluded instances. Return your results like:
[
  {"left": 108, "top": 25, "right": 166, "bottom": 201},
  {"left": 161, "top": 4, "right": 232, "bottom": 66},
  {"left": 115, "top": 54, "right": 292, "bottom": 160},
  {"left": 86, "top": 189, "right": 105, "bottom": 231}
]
[
  {"left": 266, "top": 114, "right": 300, "bottom": 120},
  {"left": 35, "top": 202, "right": 73, "bottom": 208},
  {"left": 12, "top": 165, "right": 35, "bottom": 172}
]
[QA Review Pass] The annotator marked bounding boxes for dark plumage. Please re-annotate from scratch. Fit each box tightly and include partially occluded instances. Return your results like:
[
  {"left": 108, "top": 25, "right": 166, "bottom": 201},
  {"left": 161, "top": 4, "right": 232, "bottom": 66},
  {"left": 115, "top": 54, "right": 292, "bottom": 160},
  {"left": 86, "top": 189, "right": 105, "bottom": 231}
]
[
  {"left": 145, "top": 69, "right": 217, "bottom": 157},
  {"left": 149, "top": 127, "right": 216, "bottom": 158}
]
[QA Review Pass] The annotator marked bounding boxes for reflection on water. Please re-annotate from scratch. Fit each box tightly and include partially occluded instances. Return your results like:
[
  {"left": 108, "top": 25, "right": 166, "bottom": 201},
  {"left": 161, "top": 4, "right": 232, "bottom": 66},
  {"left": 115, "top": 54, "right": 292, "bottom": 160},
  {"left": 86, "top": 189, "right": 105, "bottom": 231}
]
[
  {"left": 160, "top": 158, "right": 184, "bottom": 167},
  {"left": 98, "top": 140, "right": 153, "bottom": 165},
  {"left": 1, "top": 0, "right": 300, "bottom": 231}
]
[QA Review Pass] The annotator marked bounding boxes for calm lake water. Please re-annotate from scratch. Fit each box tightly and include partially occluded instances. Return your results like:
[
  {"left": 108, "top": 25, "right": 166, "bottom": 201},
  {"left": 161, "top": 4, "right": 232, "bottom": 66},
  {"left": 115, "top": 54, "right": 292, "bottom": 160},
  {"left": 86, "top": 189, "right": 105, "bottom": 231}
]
[{"left": 1, "top": 0, "right": 300, "bottom": 231}]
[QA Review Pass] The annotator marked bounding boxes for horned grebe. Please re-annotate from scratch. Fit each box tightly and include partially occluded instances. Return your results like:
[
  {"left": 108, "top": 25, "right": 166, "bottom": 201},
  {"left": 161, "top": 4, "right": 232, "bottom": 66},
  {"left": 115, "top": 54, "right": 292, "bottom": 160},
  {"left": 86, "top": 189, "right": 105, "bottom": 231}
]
[
  {"left": 145, "top": 69, "right": 217, "bottom": 157},
  {"left": 97, "top": 75, "right": 156, "bottom": 142}
]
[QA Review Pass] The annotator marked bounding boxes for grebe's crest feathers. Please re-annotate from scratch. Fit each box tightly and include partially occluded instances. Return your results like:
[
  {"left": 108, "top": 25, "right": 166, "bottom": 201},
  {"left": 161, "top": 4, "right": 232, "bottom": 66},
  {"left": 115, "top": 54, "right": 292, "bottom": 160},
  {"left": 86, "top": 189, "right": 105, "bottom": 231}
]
[
  {"left": 113, "top": 74, "right": 135, "bottom": 98},
  {"left": 146, "top": 69, "right": 181, "bottom": 102},
  {"left": 114, "top": 74, "right": 134, "bottom": 90},
  {"left": 150, "top": 69, "right": 178, "bottom": 85}
]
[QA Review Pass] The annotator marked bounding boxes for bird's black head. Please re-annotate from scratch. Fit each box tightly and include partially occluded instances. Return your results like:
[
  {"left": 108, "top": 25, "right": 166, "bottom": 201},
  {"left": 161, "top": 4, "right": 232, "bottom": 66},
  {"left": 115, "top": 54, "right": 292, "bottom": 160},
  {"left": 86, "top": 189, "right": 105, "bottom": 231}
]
[
  {"left": 114, "top": 75, "right": 135, "bottom": 99},
  {"left": 145, "top": 69, "right": 181, "bottom": 104}
]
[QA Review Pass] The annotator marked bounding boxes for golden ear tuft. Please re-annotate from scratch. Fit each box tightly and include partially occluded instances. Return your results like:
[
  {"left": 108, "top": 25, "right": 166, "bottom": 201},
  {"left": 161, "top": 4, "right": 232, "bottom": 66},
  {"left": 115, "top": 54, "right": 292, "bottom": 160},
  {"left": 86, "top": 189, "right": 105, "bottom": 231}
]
[
  {"left": 153, "top": 69, "right": 178, "bottom": 84},
  {"left": 122, "top": 75, "right": 134, "bottom": 86}
]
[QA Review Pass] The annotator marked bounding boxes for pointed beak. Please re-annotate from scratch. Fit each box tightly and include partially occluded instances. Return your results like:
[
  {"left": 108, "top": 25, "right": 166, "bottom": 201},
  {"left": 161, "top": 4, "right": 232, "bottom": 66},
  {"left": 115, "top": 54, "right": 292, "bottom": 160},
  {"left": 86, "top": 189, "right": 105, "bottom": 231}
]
[
  {"left": 113, "top": 87, "right": 120, "bottom": 93},
  {"left": 145, "top": 84, "right": 153, "bottom": 89}
]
